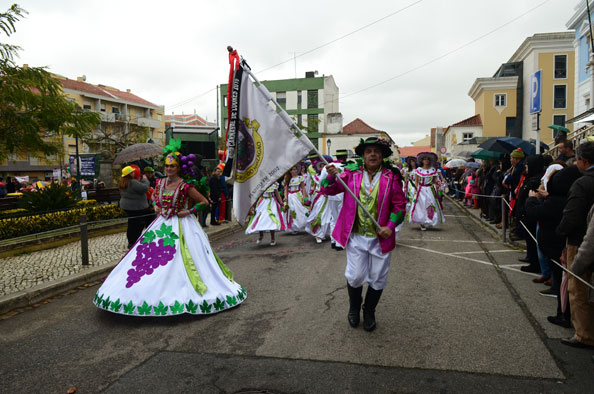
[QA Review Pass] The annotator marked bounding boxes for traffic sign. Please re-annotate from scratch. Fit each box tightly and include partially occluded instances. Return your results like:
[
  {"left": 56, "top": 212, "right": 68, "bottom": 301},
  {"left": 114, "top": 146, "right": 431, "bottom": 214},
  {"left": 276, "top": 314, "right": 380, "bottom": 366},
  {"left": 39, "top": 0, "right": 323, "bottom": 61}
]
[
  {"left": 530, "top": 70, "right": 542, "bottom": 114},
  {"left": 439, "top": 147, "right": 447, "bottom": 154}
]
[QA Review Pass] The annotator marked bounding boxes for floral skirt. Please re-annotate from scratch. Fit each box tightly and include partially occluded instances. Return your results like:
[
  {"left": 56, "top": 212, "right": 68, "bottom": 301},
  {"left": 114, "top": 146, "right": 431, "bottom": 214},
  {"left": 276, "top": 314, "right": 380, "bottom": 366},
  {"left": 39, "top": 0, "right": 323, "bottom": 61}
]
[
  {"left": 246, "top": 196, "right": 286, "bottom": 234},
  {"left": 410, "top": 185, "right": 445, "bottom": 227},
  {"left": 94, "top": 214, "right": 245, "bottom": 316}
]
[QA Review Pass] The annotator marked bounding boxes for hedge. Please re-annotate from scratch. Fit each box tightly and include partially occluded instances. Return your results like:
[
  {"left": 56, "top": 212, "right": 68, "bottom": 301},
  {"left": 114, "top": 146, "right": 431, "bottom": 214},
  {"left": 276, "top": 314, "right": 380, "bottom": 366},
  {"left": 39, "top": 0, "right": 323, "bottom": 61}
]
[{"left": 0, "top": 203, "right": 126, "bottom": 240}]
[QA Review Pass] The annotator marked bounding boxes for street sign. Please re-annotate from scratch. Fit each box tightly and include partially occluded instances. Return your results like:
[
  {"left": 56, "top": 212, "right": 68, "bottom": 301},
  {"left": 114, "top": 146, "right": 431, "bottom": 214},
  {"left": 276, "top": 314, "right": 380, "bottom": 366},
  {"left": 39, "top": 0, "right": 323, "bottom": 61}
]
[
  {"left": 439, "top": 147, "right": 447, "bottom": 154},
  {"left": 529, "top": 70, "right": 542, "bottom": 114}
]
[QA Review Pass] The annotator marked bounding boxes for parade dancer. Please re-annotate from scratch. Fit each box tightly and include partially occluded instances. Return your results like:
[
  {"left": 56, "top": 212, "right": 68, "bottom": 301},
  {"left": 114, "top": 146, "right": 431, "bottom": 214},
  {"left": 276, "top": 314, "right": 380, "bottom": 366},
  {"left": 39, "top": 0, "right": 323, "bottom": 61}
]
[
  {"left": 404, "top": 156, "right": 418, "bottom": 219},
  {"left": 246, "top": 180, "right": 286, "bottom": 245},
  {"left": 320, "top": 149, "right": 351, "bottom": 250},
  {"left": 323, "top": 137, "right": 407, "bottom": 332},
  {"left": 94, "top": 139, "right": 246, "bottom": 316},
  {"left": 305, "top": 155, "right": 333, "bottom": 243},
  {"left": 410, "top": 152, "right": 445, "bottom": 230},
  {"left": 283, "top": 166, "right": 309, "bottom": 233}
]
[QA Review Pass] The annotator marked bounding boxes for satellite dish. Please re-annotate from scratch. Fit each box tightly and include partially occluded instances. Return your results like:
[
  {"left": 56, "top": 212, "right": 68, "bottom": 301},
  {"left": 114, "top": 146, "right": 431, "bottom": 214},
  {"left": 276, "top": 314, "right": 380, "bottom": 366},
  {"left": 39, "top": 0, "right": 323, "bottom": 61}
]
[{"left": 82, "top": 75, "right": 86, "bottom": 81}]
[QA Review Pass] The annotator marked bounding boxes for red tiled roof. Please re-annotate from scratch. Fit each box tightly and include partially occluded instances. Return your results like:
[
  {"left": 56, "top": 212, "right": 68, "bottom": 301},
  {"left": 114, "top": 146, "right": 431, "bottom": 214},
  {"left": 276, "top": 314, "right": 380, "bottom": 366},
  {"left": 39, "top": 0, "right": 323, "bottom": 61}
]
[
  {"left": 451, "top": 114, "right": 482, "bottom": 127},
  {"left": 342, "top": 118, "right": 384, "bottom": 134},
  {"left": 165, "top": 114, "right": 209, "bottom": 126},
  {"left": 399, "top": 145, "right": 432, "bottom": 158},
  {"left": 60, "top": 78, "right": 159, "bottom": 107}
]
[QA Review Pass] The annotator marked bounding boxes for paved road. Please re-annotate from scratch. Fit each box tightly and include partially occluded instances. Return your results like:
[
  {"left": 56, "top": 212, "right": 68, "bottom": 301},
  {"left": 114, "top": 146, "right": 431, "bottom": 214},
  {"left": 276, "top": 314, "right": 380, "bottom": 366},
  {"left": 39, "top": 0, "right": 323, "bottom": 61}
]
[{"left": 1, "top": 200, "right": 593, "bottom": 393}]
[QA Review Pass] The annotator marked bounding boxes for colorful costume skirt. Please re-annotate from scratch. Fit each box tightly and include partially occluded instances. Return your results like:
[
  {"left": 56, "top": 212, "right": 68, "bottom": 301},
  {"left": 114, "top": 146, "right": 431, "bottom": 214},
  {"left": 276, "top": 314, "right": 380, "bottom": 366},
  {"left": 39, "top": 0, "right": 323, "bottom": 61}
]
[
  {"left": 94, "top": 214, "right": 245, "bottom": 316},
  {"left": 245, "top": 196, "right": 286, "bottom": 233}
]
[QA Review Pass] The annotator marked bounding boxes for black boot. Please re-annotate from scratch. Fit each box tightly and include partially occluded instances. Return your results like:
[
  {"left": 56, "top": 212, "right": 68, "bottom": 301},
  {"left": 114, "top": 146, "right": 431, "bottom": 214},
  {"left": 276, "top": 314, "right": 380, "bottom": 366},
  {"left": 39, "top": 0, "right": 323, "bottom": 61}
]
[
  {"left": 347, "top": 283, "right": 363, "bottom": 328},
  {"left": 363, "top": 287, "right": 383, "bottom": 332}
]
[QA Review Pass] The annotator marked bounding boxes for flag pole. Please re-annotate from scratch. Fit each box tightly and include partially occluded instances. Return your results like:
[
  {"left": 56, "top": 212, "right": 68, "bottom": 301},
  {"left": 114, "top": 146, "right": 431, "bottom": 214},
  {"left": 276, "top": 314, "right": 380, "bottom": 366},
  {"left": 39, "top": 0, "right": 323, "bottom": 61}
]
[{"left": 241, "top": 63, "right": 382, "bottom": 231}]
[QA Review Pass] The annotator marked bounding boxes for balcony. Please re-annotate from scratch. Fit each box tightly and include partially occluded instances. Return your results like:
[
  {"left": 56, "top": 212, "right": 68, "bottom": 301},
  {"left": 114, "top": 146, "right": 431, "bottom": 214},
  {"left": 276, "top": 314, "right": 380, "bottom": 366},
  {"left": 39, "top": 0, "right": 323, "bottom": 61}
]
[
  {"left": 137, "top": 117, "right": 162, "bottom": 128},
  {"left": 99, "top": 112, "right": 116, "bottom": 122},
  {"left": 115, "top": 113, "right": 130, "bottom": 122}
]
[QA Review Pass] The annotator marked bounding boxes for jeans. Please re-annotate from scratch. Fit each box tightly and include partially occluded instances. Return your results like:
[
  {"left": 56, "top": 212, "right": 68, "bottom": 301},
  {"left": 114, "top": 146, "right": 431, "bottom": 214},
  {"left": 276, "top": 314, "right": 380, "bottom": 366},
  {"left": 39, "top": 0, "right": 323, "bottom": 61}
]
[{"left": 536, "top": 225, "right": 551, "bottom": 278}]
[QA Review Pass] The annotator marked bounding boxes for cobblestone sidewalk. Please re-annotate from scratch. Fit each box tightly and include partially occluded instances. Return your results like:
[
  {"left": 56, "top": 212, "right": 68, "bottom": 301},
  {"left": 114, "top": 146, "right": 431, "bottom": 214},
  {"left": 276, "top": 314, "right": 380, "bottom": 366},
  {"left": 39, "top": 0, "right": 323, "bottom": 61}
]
[{"left": 0, "top": 232, "right": 128, "bottom": 297}]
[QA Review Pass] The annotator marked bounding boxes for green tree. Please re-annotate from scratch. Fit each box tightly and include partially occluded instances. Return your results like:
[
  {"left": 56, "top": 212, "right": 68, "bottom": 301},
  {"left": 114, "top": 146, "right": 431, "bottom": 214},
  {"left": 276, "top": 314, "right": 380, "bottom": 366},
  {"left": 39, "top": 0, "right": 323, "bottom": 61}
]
[{"left": 0, "top": 4, "right": 100, "bottom": 162}]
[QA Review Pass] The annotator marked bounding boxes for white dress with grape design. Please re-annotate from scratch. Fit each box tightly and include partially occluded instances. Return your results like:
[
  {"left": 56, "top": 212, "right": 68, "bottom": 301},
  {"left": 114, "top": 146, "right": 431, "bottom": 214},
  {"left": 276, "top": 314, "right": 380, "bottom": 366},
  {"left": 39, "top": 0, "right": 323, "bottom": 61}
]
[{"left": 93, "top": 178, "right": 245, "bottom": 316}]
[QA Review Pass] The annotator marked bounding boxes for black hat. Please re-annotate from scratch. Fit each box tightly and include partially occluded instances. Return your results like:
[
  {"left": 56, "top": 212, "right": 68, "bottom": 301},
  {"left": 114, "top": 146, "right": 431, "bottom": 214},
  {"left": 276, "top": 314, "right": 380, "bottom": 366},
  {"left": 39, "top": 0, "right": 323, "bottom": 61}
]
[
  {"left": 354, "top": 137, "right": 392, "bottom": 158},
  {"left": 335, "top": 149, "right": 348, "bottom": 158}
]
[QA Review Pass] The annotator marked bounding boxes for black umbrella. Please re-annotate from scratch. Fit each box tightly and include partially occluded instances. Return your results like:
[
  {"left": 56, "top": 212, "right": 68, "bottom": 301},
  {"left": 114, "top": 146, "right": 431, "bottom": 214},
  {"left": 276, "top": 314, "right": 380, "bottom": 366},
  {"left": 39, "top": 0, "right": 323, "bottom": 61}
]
[{"left": 478, "top": 137, "right": 547, "bottom": 156}]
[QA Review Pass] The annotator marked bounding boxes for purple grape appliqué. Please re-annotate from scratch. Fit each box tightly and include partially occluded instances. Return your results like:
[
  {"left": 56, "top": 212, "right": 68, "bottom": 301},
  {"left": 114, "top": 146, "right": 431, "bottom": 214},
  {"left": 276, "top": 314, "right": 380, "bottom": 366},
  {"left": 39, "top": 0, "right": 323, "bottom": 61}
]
[{"left": 126, "top": 238, "right": 176, "bottom": 288}]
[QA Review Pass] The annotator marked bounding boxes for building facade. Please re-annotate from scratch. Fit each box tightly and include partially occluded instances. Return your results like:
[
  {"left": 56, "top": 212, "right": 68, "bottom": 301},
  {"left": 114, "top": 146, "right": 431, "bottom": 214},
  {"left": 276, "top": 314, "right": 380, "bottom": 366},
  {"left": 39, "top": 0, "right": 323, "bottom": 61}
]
[
  {"left": 468, "top": 32, "right": 575, "bottom": 146},
  {"left": 567, "top": 1, "right": 594, "bottom": 125},
  {"left": 443, "top": 114, "right": 484, "bottom": 157},
  {"left": 321, "top": 118, "right": 398, "bottom": 160},
  {"left": 220, "top": 72, "right": 339, "bottom": 149},
  {"left": 0, "top": 72, "right": 165, "bottom": 181}
]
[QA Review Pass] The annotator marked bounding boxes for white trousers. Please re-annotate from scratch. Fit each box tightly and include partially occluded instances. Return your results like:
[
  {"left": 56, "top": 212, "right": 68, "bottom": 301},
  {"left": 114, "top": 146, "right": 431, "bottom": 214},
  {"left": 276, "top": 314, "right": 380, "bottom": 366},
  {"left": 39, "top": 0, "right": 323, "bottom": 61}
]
[{"left": 345, "top": 233, "right": 391, "bottom": 290}]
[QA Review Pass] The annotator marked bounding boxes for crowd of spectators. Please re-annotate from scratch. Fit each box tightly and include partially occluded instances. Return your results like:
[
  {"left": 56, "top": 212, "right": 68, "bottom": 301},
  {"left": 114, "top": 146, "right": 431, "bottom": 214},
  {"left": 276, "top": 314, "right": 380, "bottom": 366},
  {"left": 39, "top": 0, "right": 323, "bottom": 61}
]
[{"left": 445, "top": 139, "right": 594, "bottom": 348}]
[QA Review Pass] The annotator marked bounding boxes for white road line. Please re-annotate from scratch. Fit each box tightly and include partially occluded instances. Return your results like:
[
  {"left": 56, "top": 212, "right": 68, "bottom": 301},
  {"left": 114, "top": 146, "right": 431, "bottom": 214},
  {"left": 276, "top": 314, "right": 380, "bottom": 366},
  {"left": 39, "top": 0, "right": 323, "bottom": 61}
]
[
  {"left": 399, "top": 238, "right": 500, "bottom": 244},
  {"left": 500, "top": 265, "right": 540, "bottom": 277},
  {"left": 398, "top": 243, "right": 492, "bottom": 266},
  {"left": 450, "top": 249, "right": 519, "bottom": 255}
]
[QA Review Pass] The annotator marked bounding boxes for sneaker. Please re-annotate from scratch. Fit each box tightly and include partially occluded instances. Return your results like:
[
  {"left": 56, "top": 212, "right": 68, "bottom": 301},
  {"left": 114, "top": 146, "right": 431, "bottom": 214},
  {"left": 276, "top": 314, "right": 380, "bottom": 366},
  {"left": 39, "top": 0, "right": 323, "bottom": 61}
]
[
  {"left": 539, "top": 288, "right": 557, "bottom": 298},
  {"left": 420, "top": 225, "right": 427, "bottom": 231},
  {"left": 270, "top": 240, "right": 276, "bottom": 246},
  {"left": 256, "top": 238, "right": 262, "bottom": 245},
  {"left": 316, "top": 237, "right": 322, "bottom": 244}
]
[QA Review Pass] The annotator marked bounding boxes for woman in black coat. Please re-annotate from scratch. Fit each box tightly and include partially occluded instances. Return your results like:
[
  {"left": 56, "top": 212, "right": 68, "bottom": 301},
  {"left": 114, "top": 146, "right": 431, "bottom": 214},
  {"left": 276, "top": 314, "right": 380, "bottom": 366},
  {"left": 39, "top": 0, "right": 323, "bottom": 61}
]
[
  {"left": 515, "top": 155, "right": 544, "bottom": 273},
  {"left": 525, "top": 166, "right": 582, "bottom": 327}
]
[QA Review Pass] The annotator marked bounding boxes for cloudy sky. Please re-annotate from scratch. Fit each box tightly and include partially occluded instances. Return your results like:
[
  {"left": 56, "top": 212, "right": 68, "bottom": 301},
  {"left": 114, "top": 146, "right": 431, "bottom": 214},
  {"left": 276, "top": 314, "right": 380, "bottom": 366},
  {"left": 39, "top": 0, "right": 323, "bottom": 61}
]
[{"left": 5, "top": 0, "right": 577, "bottom": 146}]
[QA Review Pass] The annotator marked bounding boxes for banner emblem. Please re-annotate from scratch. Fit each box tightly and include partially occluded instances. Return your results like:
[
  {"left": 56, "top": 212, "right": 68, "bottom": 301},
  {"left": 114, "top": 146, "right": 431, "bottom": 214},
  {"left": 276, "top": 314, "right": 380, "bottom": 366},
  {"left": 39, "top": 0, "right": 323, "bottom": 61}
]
[{"left": 235, "top": 118, "right": 263, "bottom": 183}]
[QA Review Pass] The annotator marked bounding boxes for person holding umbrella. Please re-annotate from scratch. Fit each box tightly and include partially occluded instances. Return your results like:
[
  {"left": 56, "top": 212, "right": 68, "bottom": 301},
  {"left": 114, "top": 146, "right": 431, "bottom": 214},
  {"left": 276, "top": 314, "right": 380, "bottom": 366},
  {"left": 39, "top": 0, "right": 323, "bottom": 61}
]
[{"left": 119, "top": 166, "right": 151, "bottom": 249}]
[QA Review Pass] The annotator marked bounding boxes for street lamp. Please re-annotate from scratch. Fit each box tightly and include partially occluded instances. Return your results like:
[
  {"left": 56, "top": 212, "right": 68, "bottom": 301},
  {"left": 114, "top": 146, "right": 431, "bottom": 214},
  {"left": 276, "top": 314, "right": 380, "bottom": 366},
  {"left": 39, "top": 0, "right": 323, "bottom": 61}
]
[{"left": 327, "top": 138, "right": 332, "bottom": 155}]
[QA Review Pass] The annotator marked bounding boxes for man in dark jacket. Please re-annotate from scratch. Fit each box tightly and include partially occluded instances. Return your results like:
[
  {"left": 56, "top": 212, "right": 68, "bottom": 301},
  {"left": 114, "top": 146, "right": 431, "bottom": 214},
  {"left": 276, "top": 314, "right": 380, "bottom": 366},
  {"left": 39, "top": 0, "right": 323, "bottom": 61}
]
[
  {"left": 557, "top": 140, "right": 594, "bottom": 348},
  {"left": 208, "top": 167, "right": 222, "bottom": 226}
]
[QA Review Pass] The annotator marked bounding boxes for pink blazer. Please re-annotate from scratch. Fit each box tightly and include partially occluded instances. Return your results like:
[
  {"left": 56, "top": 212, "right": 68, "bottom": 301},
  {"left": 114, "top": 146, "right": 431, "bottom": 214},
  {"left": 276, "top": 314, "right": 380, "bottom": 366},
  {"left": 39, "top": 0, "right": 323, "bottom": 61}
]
[{"left": 322, "top": 167, "right": 407, "bottom": 254}]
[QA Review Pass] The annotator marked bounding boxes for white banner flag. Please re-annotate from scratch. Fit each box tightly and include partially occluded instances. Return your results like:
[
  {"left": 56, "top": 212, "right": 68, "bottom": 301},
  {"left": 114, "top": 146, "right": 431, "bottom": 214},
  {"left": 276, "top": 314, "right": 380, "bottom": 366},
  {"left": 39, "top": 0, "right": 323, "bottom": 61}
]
[{"left": 233, "top": 68, "right": 313, "bottom": 226}]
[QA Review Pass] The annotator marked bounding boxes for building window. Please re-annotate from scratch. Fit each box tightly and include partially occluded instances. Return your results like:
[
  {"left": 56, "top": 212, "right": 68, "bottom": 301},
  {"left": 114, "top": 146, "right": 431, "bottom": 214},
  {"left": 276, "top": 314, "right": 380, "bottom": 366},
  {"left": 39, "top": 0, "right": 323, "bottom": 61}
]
[
  {"left": 100, "top": 103, "right": 106, "bottom": 112},
  {"left": 307, "top": 90, "right": 318, "bottom": 109},
  {"left": 112, "top": 106, "right": 120, "bottom": 114},
  {"left": 554, "top": 85, "right": 567, "bottom": 109},
  {"left": 494, "top": 94, "right": 506, "bottom": 107},
  {"left": 297, "top": 91, "right": 302, "bottom": 107},
  {"left": 7, "top": 153, "right": 17, "bottom": 161},
  {"left": 46, "top": 154, "right": 57, "bottom": 162},
  {"left": 553, "top": 115, "right": 566, "bottom": 126},
  {"left": 462, "top": 132, "right": 474, "bottom": 142},
  {"left": 157, "top": 114, "right": 162, "bottom": 121},
  {"left": 276, "top": 91, "right": 286, "bottom": 108},
  {"left": 83, "top": 101, "right": 92, "bottom": 110},
  {"left": 223, "top": 95, "right": 227, "bottom": 107},
  {"left": 554, "top": 55, "right": 567, "bottom": 79},
  {"left": 307, "top": 114, "right": 318, "bottom": 132}
]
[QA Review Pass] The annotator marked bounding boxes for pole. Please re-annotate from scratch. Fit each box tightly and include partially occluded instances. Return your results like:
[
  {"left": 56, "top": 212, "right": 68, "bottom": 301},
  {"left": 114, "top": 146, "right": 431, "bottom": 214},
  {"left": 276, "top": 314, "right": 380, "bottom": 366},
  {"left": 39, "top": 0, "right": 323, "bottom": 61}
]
[
  {"left": 242, "top": 64, "right": 382, "bottom": 231},
  {"left": 501, "top": 197, "right": 507, "bottom": 243},
  {"left": 535, "top": 112, "right": 541, "bottom": 154},
  {"left": 80, "top": 213, "right": 89, "bottom": 266},
  {"left": 75, "top": 135, "right": 81, "bottom": 184}
]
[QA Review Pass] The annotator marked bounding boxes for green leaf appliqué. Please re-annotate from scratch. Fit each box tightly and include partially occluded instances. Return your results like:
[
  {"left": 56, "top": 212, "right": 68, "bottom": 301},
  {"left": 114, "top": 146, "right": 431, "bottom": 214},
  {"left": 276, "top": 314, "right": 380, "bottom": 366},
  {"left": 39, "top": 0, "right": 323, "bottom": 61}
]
[
  {"left": 101, "top": 296, "right": 111, "bottom": 309},
  {"left": 213, "top": 298, "right": 226, "bottom": 311},
  {"left": 199, "top": 300, "right": 212, "bottom": 313},
  {"left": 137, "top": 301, "right": 152, "bottom": 315},
  {"left": 123, "top": 301, "right": 135, "bottom": 315},
  {"left": 154, "top": 302, "right": 168, "bottom": 316},
  {"left": 170, "top": 301, "right": 184, "bottom": 314},
  {"left": 141, "top": 230, "right": 156, "bottom": 244},
  {"left": 226, "top": 295, "right": 237, "bottom": 306},
  {"left": 186, "top": 300, "right": 198, "bottom": 313},
  {"left": 110, "top": 298, "right": 122, "bottom": 312}
]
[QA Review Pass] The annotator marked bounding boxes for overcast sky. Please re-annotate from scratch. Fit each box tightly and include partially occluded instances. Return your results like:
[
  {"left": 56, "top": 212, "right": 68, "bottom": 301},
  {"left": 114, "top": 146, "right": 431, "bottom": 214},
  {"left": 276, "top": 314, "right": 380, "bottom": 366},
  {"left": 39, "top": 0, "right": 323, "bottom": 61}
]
[{"left": 5, "top": 0, "right": 577, "bottom": 146}]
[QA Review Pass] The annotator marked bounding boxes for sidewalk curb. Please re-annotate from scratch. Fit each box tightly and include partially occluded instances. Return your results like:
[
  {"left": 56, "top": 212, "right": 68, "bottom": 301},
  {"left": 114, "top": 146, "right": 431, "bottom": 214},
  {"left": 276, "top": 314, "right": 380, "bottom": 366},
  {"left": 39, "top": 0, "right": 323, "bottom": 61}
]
[
  {"left": 445, "top": 195, "right": 524, "bottom": 249},
  {"left": 0, "top": 222, "right": 242, "bottom": 316}
]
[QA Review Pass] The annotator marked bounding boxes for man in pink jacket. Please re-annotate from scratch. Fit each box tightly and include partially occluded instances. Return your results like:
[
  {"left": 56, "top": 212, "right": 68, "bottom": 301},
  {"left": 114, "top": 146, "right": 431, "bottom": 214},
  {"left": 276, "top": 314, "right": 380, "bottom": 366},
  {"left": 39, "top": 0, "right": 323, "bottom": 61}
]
[{"left": 323, "top": 137, "right": 407, "bottom": 332}]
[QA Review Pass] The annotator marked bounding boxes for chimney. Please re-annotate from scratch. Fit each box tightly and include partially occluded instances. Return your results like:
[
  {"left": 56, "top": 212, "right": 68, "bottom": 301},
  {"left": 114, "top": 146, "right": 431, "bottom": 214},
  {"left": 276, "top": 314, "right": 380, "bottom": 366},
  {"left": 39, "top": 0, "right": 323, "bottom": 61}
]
[
  {"left": 126, "top": 89, "right": 131, "bottom": 93},
  {"left": 23, "top": 64, "right": 28, "bottom": 69},
  {"left": 77, "top": 77, "right": 84, "bottom": 82}
]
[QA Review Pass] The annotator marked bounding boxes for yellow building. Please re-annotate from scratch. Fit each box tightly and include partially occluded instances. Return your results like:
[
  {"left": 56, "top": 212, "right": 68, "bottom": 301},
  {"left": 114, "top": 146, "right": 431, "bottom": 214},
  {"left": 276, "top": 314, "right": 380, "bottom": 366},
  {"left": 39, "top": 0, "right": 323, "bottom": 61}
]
[
  {"left": 0, "top": 71, "right": 165, "bottom": 181},
  {"left": 468, "top": 32, "right": 575, "bottom": 146}
]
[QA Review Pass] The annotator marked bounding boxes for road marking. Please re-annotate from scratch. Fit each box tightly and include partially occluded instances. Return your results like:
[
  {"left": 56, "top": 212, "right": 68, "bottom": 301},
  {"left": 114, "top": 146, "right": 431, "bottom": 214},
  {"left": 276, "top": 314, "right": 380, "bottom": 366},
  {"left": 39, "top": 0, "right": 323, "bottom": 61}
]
[
  {"left": 398, "top": 243, "right": 492, "bottom": 266},
  {"left": 500, "top": 265, "right": 540, "bottom": 277},
  {"left": 444, "top": 215, "right": 468, "bottom": 217},
  {"left": 399, "top": 238, "right": 499, "bottom": 244},
  {"left": 450, "top": 249, "right": 518, "bottom": 255}
]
